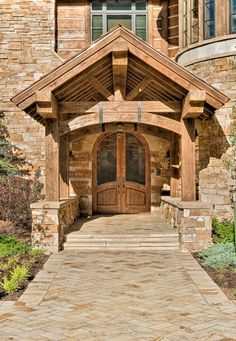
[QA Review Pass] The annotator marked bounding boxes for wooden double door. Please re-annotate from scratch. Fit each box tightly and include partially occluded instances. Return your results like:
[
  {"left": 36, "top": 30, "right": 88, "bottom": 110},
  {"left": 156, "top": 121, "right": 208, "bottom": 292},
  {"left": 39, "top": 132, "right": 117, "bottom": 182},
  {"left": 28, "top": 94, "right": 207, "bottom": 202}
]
[{"left": 93, "top": 132, "right": 150, "bottom": 213}]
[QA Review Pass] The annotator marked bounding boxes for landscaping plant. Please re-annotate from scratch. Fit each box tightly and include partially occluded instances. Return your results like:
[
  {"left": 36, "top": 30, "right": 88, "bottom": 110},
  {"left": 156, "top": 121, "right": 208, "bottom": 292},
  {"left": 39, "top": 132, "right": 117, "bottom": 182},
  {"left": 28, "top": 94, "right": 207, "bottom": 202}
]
[
  {"left": 212, "top": 217, "right": 234, "bottom": 244},
  {"left": 0, "top": 236, "right": 46, "bottom": 297}
]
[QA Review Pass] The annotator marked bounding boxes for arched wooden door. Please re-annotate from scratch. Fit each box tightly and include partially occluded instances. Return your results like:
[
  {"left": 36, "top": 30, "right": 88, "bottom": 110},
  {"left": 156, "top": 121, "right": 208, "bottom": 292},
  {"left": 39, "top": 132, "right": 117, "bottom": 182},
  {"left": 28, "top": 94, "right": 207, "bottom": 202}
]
[{"left": 93, "top": 132, "right": 150, "bottom": 213}]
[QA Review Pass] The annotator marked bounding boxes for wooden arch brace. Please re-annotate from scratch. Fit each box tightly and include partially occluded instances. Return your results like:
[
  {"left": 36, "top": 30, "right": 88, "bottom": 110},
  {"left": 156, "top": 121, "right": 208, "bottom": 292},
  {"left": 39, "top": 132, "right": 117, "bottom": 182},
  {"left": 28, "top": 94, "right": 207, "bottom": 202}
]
[
  {"left": 112, "top": 40, "right": 128, "bottom": 100},
  {"left": 36, "top": 90, "right": 58, "bottom": 119},
  {"left": 60, "top": 112, "right": 182, "bottom": 136},
  {"left": 182, "top": 90, "right": 206, "bottom": 119}
]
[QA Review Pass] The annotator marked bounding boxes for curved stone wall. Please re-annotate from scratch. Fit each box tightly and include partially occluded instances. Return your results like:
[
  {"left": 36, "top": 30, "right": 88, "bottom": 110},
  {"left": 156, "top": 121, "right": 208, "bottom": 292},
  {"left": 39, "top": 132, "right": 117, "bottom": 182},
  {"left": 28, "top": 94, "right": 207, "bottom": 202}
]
[{"left": 183, "top": 55, "right": 236, "bottom": 217}]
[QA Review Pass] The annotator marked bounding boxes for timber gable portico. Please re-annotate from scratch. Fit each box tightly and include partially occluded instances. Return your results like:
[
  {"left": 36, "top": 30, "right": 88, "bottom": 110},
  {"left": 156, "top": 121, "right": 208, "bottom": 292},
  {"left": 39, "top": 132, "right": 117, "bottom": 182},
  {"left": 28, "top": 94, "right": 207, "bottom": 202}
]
[{"left": 12, "top": 26, "right": 229, "bottom": 251}]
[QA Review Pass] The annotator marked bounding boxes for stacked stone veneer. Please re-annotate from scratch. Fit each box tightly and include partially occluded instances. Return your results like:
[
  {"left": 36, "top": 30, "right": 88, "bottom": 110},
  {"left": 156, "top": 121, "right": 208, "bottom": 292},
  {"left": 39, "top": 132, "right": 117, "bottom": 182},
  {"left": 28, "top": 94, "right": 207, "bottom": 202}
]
[
  {"left": 161, "top": 197, "right": 212, "bottom": 251},
  {"left": 186, "top": 56, "right": 236, "bottom": 218},
  {"left": 0, "top": 0, "right": 62, "bottom": 180},
  {"left": 31, "top": 197, "right": 79, "bottom": 252}
]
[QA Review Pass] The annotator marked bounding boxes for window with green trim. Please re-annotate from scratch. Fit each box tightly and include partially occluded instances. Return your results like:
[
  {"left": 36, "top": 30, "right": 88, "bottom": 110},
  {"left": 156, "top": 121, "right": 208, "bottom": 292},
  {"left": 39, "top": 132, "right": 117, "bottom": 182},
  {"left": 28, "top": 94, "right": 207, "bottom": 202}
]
[{"left": 91, "top": 0, "right": 147, "bottom": 41}]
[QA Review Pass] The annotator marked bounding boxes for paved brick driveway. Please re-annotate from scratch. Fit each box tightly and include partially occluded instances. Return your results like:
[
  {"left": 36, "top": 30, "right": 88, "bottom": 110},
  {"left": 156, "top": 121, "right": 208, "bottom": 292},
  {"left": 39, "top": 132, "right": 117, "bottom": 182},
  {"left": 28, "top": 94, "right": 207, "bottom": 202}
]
[{"left": 0, "top": 250, "right": 236, "bottom": 340}]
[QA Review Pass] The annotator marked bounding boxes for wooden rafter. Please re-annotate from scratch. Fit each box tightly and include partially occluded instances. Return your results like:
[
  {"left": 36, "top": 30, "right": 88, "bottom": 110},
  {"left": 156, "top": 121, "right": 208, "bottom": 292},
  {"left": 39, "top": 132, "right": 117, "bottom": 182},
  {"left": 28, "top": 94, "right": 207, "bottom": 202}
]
[
  {"left": 12, "top": 26, "right": 229, "bottom": 114},
  {"left": 87, "top": 76, "right": 114, "bottom": 101},
  {"left": 112, "top": 40, "right": 128, "bottom": 100},
  {"left": 126, "top": 77, "right": 152, "bottom": 101}
]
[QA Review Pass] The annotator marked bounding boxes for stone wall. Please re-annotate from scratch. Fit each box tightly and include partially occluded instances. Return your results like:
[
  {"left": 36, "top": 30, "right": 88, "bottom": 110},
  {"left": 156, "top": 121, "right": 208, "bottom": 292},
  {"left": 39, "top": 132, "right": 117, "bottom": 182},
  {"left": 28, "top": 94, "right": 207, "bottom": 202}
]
[
  {"left": 0, "top": 0, "right": 62, "bottom": 181},
  {"left": 187, "top": 56, "right": 236, "bottom": 218},
  {"left": 56, "top": 0, "right": 89, "bottom": 59},
  {"left": 31, "top": 197, "right": 79, "bottom": 252},
  {"left": 161, "top": 197, "right": 212, "bottom": 251}
]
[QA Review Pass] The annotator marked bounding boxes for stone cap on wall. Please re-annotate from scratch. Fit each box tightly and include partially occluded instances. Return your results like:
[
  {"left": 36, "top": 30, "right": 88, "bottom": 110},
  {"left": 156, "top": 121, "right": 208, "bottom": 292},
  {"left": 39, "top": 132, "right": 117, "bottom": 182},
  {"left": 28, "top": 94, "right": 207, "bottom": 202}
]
[
  {"left": 30, "top": 197, "right": 78, "bottom": 210},
  {"left": 161, "top": 196, "right": 211, "bottom": 210}
]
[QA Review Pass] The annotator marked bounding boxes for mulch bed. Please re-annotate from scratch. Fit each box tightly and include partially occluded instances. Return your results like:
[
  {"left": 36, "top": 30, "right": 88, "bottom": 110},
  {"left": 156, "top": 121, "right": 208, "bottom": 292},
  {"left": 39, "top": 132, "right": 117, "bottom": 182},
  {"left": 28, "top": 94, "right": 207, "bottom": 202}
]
[{"left": 194, "top": 253, "right": 236, "bottom": 301}]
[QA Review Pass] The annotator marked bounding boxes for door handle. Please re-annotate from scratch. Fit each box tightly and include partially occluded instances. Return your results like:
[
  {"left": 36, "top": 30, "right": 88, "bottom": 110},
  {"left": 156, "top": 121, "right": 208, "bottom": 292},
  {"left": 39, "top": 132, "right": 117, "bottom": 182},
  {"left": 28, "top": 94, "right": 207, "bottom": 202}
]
[{"left": 122, "top": 184, "right": 125, "bottom": 193}]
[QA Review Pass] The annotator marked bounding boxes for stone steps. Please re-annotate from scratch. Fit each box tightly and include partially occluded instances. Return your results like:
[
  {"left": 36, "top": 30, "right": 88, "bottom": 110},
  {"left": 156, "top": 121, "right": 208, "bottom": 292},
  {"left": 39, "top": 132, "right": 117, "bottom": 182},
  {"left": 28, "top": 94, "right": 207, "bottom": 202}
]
[{"left": 64, "top": 233, "right": 180, "bottom": 251}]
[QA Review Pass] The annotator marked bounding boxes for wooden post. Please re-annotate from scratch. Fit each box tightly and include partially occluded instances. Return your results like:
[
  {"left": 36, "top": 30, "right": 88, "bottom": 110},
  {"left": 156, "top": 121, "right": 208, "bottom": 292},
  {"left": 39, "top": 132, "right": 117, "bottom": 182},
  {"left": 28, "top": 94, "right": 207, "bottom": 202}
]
[
  {"left": 181, "top": 118, "right": 196, "bottom": 201},
  {"left": 45, "top": 119, "right": 60, "bottom": 201},
  {"left": 59, "top": 134, "right": 69, "bottom": 199},
  {"left": 170, "top": 133, "right": 180, "bottom": 197}
]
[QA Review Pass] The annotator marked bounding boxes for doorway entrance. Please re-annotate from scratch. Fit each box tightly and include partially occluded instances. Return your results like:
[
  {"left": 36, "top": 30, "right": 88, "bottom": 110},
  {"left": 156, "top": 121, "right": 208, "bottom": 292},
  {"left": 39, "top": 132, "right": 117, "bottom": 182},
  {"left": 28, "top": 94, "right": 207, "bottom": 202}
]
[{"left": 93, "top": 132, "right": 150, "bottom": 213}]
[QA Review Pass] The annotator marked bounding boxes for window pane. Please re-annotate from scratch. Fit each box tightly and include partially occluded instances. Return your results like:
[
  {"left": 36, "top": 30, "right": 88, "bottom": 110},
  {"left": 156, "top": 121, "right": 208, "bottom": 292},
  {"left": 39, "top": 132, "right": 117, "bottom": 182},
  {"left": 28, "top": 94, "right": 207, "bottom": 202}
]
[
  {"left": 232, "top": 14, "right": 236, "bottom": 33},
  {"left": 191, "top": 0, "right": 199, "bottom": 44},
  {"left": 232, "top": 0, "right": 236, "bottom": 13},
  {"left": 92, "top": 0, "right": 102, "bottom": 10},
  {"left": 136, "top": 15, "right": 146, "bottom": 27},
  {"left": 92, "top": 15, "right": 103, "bottom": 27},
  {"left": 204, "top": 0, "right": 215, "bottom": 39},
  {"left": 136, "top": 0, "right": 146, "bottom": 10},
  {"left": 92, "top": 15, "right": 103, "bottom": 40},
  {"left": 92, "top": 29, "right": 103, "bottom": 40},
  {"left": 107, "top": 15, "right": 132, "bottom": 30},
  {"left": 136, "top": 15, "right": 146, "bottom": 40},
  {"left": 231, "top": 0, "right": 236, "bottom": 33},
  {"left": 97, "top": 134, "right": 117, "bottom": 185},
  {"left": 126, "top": 134, "right": 145, "bottom": 185},
  {"left": 107, "top": 0, "right": 131, "bottom": 11}
]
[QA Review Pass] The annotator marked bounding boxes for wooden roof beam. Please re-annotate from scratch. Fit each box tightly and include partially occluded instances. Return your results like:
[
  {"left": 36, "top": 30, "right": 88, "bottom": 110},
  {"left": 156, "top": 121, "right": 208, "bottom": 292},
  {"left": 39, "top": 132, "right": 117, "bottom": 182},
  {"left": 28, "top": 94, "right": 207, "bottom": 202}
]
[
  {"left": 112, "top": 40, "right": 128, "bottom": 100},
  {"left": 60, "top": 112, "right": 182, "bottom": 136},
  {"left": 87, "top": 76, "right": 114, "bottom": 101},
  {"left": 182, "top": 90, "right": 206, "bottom": 119},
  {"left": 59, "top": 100, "right": 182, "bottom": 115},
  {"left": 126, "top": 77, "right": 152, "bottom": 101},
  {"left": 36, "top": 90, "right": 58, "bottom": 119}
]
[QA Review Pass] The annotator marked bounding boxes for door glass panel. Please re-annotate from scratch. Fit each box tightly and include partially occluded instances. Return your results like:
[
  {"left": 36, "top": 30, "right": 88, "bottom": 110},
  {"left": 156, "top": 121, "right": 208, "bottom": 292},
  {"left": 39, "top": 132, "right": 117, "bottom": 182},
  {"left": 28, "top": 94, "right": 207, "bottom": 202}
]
[
  {"left": 126, "top": 133, "right": 145, "bottom": 185},
  {"left": 107, "top": 15, "right": 132, "bottom": 30},
  {"left": 97, "top": 134, "right": 117, "bottom": 185}
]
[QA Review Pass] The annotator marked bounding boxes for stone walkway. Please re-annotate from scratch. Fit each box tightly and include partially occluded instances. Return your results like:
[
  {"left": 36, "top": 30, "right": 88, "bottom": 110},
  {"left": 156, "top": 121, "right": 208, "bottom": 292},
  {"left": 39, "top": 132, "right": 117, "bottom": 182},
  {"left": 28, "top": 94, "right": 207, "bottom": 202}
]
[
  {"left": 0, "top": 250, "right": 236, "bottom": 340},
  {"left": 1, "top": 215, "right": 236, "bottom": 340}
]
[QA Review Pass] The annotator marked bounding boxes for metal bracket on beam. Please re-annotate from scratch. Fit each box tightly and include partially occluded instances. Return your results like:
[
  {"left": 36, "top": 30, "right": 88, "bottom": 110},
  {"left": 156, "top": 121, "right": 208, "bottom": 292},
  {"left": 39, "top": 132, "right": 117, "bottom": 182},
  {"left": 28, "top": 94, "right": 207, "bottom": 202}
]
[
  {"left": 137, "top": 103, "right": 142, "bottom": 122},
  {"left": 99, "top": 103, "right": 103, "bottom": 124}
]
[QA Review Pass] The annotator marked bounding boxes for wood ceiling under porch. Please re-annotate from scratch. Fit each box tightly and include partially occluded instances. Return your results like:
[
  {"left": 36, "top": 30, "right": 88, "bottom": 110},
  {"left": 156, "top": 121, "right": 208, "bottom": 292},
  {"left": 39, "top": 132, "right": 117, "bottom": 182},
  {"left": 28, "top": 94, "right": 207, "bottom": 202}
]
[{"left": 11, "top": 26, "right": 229, "bottom": 208}]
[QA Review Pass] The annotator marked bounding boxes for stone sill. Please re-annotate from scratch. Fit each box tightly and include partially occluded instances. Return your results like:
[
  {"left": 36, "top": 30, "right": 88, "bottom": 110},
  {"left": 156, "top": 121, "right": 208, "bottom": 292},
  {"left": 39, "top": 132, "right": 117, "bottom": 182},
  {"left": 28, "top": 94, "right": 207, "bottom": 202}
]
[
  {"left": 30, "top": 196, "right": 78, "bottom": 210},
  {"left": 161, "top": 196, "right": 211, "bottom": 210}
]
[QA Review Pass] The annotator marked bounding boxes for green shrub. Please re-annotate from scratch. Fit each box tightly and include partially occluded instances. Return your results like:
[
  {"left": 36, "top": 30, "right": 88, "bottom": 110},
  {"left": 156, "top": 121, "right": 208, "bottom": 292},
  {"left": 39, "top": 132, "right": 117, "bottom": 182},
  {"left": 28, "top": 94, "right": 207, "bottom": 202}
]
[
  {"left": 0, "top": 236, "right": 31, "bottom": 257},
  {"left": 10, "top": 265, "right": 29, "bottom": 283},
  {"left": 199, "top": 242, "right": 236, "bottom": 268},
  {"left": 1, "top": 276, "right": 20, "bottom": 294},
  {"left": 212, "top": 217, "right": 234, "bottom": 244}
]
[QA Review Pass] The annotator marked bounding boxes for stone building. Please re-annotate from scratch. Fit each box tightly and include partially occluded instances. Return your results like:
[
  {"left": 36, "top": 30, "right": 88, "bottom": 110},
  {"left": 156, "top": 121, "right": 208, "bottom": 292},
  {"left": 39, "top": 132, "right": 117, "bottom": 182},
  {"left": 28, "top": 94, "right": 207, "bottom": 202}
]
[{"left": 1, "top": 0, "right": 236, "bottom": 251}]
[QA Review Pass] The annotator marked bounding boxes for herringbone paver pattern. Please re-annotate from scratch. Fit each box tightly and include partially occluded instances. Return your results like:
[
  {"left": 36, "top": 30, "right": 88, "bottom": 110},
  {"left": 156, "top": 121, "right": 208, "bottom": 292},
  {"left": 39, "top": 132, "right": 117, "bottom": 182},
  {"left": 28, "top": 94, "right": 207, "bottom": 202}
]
[{"left": 0, "top": 215, "right": 236, "bottom": 340}]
